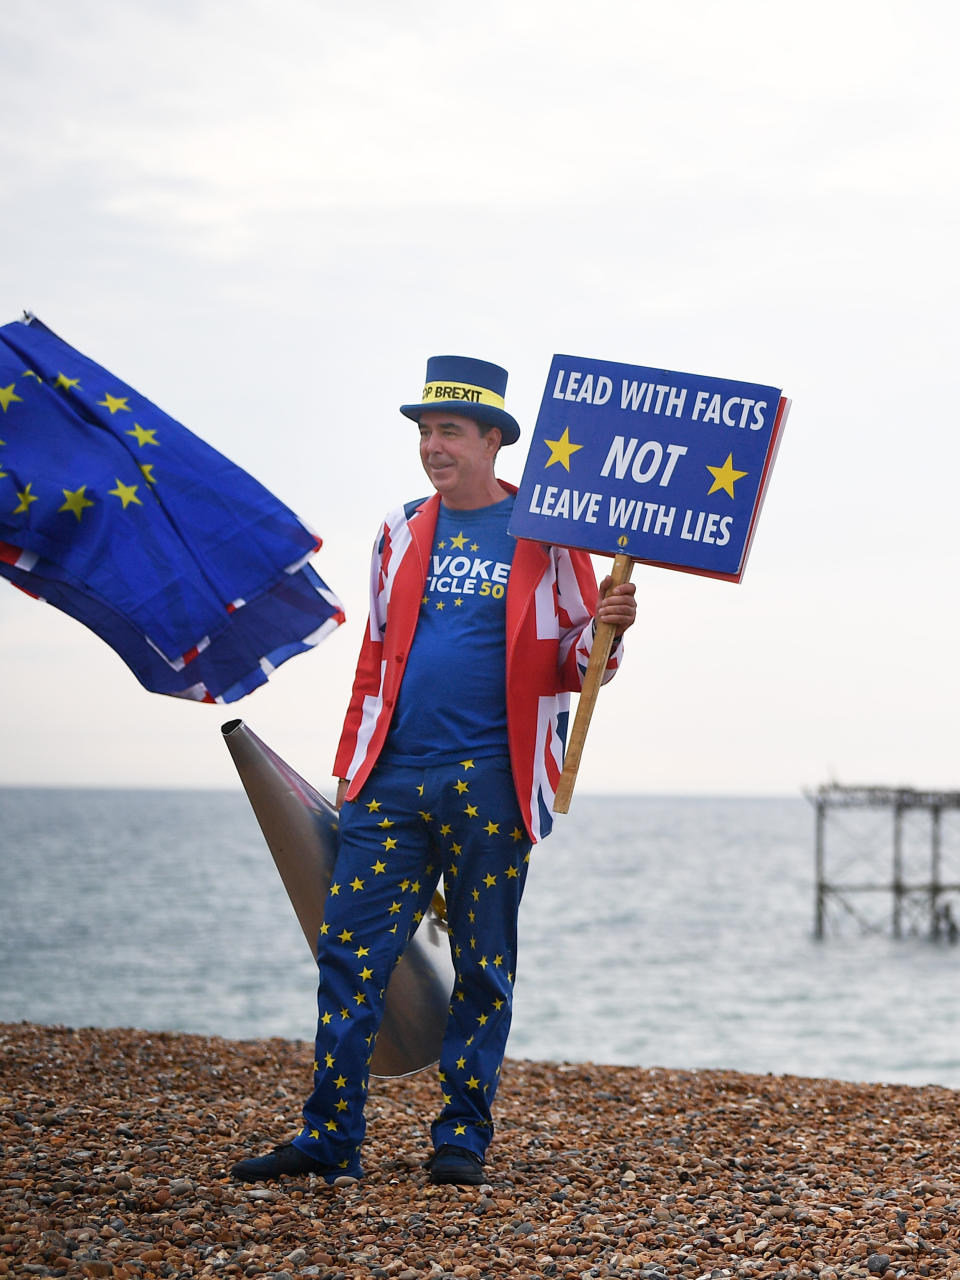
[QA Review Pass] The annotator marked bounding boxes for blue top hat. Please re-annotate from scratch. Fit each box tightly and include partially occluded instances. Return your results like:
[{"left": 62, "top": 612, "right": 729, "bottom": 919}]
[{"left": 400, "top": 355, "right": 521, "bottom": 445}]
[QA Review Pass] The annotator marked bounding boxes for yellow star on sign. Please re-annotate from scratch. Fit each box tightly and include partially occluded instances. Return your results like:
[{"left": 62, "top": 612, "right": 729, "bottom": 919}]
[
  {"left": 0, "top": 384, "right": 23, "bottom": 412},
  {"left": 98, "top": 392, "right": 130, "bottom": 414},
  {"left": 543, "top": 425, "right": 583, "bottom": 471},
  {"left": 706, "top": 453, "right": 748, "bottom": 499},
  {"left": 126, "top": 423, "right": 158, "bottom": 446},
  {"left": 108, "top": 478, "right": 142, "bottom": 509},
  {"left": 450, "top": 531, "right": 468, "bottom": 549},
  {"left": 59, "top": 486, "right": 95, "bottom": 521}
]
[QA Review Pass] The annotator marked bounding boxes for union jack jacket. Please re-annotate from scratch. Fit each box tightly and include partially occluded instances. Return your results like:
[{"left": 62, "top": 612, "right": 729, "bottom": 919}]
[{"left": 333, "top": 483, "right": 624, "bottom": 842}]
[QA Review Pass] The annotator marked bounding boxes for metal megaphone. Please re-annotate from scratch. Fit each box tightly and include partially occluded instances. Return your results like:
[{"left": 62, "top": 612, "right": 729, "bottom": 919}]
[{"left": 221, "top": 719, "right": 454, "bottom": 1077}]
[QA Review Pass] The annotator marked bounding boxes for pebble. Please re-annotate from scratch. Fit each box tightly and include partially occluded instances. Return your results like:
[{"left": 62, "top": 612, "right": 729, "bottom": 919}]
[{"left": 2, "top": 1022, "right": 960, "bottom": 1278}]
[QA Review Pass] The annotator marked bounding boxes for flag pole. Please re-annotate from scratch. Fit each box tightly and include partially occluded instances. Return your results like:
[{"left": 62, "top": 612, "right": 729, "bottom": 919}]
[{"left": 553, "top": 552, "right": 635, "bottom": 814}]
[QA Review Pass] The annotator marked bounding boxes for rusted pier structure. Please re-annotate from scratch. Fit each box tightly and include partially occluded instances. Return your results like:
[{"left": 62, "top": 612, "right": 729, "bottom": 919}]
[{"left": 809, "top": 784, "right": 960, "bottom": 940}]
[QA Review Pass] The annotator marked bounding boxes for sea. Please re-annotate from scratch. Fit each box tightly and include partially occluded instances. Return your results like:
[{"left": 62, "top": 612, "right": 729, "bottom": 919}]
[{"left": 1, "top": 788, "right": 959, "bottom": 1090}]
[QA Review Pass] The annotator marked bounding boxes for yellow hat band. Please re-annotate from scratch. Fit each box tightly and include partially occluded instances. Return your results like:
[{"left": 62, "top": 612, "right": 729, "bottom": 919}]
[{"left": 420, "top": 380, "right": 505, "bottom": 410}]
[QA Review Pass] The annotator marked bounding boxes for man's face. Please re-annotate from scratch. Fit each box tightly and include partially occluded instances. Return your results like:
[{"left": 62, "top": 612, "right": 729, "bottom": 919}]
[{"left": 418, "top": 411, "right": 501, "bottom": 507}]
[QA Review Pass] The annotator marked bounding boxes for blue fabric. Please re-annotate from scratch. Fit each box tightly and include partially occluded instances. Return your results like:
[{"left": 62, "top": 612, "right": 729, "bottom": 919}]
[
  {"left": 295, "top": 756, "right": 532, "bottom": 1165},
  {"left": 0, "top": 316, "right": 343, "bottom": 701},
  {"left": 383, "top": 498, "right": 515, "bottom": 764}
]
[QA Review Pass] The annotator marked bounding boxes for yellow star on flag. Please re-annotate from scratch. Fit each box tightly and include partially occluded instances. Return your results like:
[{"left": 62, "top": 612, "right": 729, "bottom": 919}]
[
  {"left": 139, "top": 463, "right": 156, "bottom": 485},
  {"left": 54, "top": 373, "right": 80, "bottom": 392},
  {"left": 126, "top": 423, "right": 158, "bottom": 446},
  {"left": 13, "top": 483, "right": 39, "bottom": 514},
  {"left": 59, "top": 486, "right": 95, "bottom": 521},
  {"left": 706, "top": 453, "right": 748, "bottom": 499},
  {"left": 543, "top": 426, "right": 583, "bottom": 471},
  {"left": 108, "top": 478, "right": 142, "bottom": 509},
  {"left": 484, "top": 821, "right": 500, "bottom": 836},
  {"left": 98, "top": 392, "right": 130, "bottom": 414},
  {"left": 0, "top": 384, "right": 23, "bottom": 413}
]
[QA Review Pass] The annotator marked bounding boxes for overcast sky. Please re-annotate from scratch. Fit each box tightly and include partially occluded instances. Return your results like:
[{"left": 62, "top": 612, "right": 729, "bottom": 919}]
[{"left": 1, "top": 0, "right": 957, "bottom": 798}]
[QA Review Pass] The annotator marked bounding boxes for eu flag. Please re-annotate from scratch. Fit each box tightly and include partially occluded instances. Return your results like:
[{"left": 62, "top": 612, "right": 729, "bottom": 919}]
[{"left": 0, "top": 314, "right": 345, "bottom": 702}]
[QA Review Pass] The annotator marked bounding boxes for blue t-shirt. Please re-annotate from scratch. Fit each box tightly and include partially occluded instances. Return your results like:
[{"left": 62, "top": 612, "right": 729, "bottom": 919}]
[{"left": 382, "top": 496, "right": 516, "bottom": 765}]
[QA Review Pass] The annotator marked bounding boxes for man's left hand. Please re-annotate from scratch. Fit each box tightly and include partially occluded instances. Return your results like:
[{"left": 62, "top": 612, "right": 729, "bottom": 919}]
[{"left": 595, "top": 576, "right": 637, "bottom": 638}]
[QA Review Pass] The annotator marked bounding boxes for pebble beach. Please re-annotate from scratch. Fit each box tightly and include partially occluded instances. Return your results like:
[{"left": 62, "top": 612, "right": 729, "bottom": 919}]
[{"left": 2, "top": 1023, "right": 959, "bottom": 1280}]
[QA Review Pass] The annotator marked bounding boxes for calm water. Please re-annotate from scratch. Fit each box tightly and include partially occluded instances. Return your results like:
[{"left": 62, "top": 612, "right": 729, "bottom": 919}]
[{"left": 1, "top": 788, "right": 959, "bottom": 1088}]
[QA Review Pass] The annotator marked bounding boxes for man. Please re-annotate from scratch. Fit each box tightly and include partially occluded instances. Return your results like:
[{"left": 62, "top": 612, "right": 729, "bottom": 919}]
[{"left": 231, "top": 355, "right": 636, "bottom": 1187}]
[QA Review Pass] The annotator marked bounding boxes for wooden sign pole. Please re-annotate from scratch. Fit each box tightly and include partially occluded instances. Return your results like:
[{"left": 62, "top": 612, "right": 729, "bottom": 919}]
[{"left": 553, "top": 553, "right": 635, "bottom": 814}]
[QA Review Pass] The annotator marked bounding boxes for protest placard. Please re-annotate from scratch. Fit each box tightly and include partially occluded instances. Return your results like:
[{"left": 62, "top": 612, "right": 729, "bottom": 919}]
[{"left": 509, "top": 354, "right": 789, "bottom": 582}]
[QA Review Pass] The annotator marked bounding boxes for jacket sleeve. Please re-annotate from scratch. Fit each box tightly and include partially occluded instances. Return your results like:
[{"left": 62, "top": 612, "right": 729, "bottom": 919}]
[
  {"left": 332, "top": 522, "right": 389, "bottom": 780},
  {"left": 555, "top": 546, "right": 626, "bottom": 691}
]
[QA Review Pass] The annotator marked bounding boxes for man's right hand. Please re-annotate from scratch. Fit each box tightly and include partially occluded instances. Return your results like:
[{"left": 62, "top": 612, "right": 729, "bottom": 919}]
[{"left": 336, "top": 779, "right": 349, "bottom": 810}]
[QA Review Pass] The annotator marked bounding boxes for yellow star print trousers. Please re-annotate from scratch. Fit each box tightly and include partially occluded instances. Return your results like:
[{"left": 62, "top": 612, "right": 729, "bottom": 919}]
[{"left": 293, "top": 756, "right": 532, "bottom": 1170}]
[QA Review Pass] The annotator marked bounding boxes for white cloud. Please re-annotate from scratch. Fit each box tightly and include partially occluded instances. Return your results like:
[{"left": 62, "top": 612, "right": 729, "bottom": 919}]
[{"left": 1, "top": 0, "right": 958, "bottom": 792}]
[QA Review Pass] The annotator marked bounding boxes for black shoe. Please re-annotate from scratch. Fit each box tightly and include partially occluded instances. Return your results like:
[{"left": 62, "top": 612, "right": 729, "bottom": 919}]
[
  {"left": 230, "top": 1142, "right": 361, "bottom": 1184},
  {"left": 425, "top": 1144, "right": 486, "bottom": 1186}
]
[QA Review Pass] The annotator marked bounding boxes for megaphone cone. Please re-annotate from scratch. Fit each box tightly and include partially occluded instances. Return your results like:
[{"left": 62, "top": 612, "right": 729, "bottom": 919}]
[{"left": 221, "top": 719, "right": 454, "bottom": 1077}]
